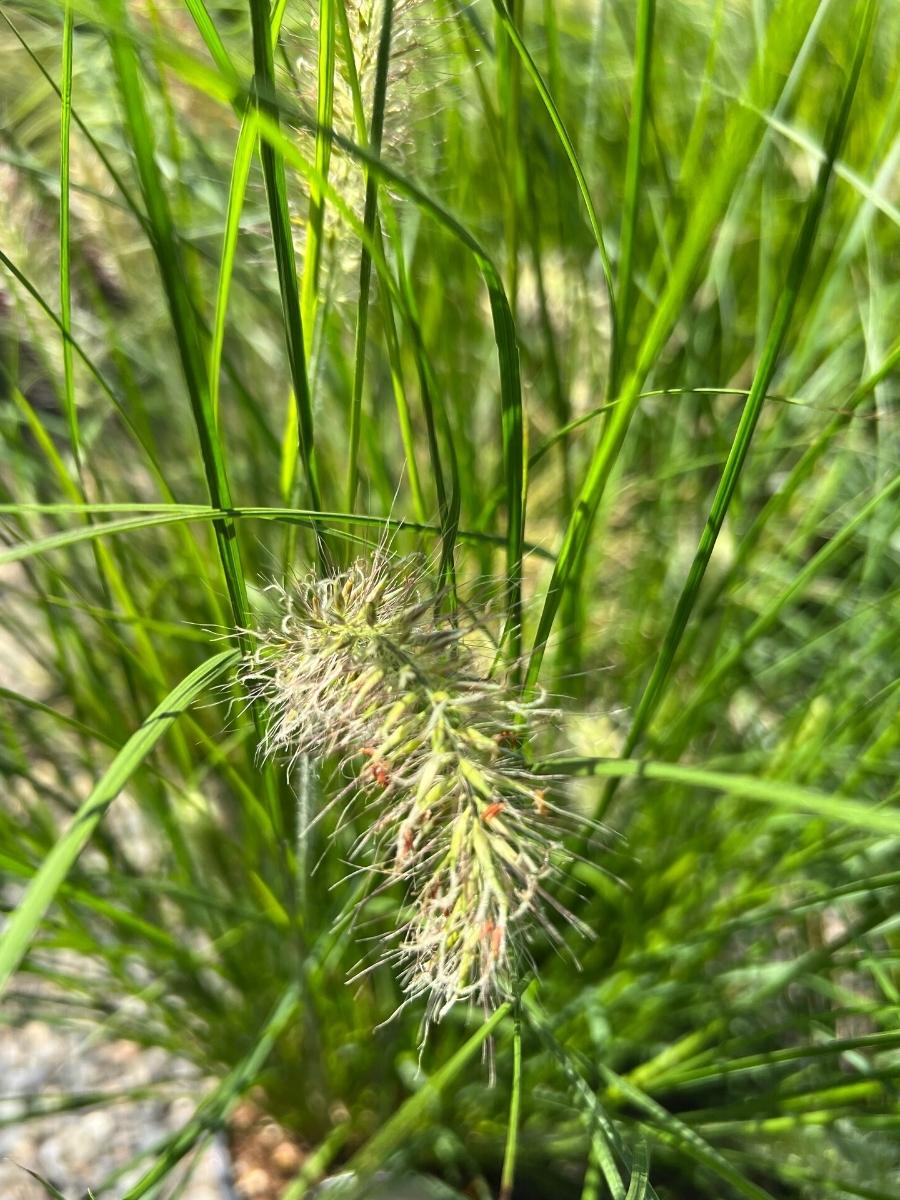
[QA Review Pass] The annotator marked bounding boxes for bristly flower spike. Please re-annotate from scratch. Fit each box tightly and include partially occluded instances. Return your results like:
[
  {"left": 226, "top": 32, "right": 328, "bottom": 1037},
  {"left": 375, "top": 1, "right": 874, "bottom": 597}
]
[{"left": 239, "top": 553, "right": 590, "bottom": 1025}]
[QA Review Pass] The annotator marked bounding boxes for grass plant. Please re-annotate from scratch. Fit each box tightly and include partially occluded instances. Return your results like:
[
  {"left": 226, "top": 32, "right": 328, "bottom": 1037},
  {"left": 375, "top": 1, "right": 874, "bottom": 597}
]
[{"left": 0, "top": 0, "right": 898, "bottom": 1196}]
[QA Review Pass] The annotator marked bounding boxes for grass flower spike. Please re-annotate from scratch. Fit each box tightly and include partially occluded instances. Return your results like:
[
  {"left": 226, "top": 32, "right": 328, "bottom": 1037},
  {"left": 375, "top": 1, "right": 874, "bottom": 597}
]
[{"left": 240, "top": 554, "right": 586, "bottom": 1022}]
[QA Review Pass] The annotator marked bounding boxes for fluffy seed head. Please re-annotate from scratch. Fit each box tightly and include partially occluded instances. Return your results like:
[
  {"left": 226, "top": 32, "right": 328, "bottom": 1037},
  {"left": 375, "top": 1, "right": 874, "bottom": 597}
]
[{"left": 240, "top": 554, "right": 587, "bottom": 1023}]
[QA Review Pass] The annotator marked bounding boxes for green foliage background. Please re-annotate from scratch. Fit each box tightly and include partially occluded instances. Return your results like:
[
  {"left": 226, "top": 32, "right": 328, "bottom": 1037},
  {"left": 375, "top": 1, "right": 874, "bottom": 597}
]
[{"left": 0, "top": 0, "right": 898, "bottom": 1195}]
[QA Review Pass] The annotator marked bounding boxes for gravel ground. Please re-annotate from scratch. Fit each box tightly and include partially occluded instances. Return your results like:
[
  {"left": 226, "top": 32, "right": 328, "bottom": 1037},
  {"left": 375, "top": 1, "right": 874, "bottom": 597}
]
[
  {"left": 0, "top": 577, "right": 233, "bottom": 1199},
  {"left": 0, "top": 1020, "right": 233, "bottom": 1199}
]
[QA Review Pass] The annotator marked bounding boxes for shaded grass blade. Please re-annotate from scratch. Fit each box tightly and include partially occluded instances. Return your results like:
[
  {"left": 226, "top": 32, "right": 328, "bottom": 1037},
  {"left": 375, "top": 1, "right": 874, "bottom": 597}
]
[{"left": 489, "top": 0, "right": 616, "bottom": 361}]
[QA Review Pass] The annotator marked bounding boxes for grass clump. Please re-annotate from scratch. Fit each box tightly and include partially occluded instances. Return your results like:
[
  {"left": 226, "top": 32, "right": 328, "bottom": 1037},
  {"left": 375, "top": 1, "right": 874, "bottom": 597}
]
[{"left": 0, "top": 0, "right": 898, "bottom": 1197}]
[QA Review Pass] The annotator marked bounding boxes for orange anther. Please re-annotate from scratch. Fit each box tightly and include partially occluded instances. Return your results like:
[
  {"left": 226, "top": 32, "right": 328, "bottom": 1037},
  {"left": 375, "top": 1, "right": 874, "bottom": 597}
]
[{"left": 369, "top": 760, "right": 391, "bottom": 787}]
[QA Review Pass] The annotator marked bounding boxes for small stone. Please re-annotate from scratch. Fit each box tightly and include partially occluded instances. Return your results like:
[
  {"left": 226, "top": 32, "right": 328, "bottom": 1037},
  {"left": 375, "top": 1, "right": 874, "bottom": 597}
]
[
  {"left": 231, "top": 1100, "right": 260, "bottom": 1131},
  {"left": 257, "top": 1120, "right": 284, "bottom": 1148},
  {"left": 272, "top": 1140, "right": 303, "bottom": 1173},
  {"left": 237, "top": 1166, "right": 272, "bottom": 1198}
]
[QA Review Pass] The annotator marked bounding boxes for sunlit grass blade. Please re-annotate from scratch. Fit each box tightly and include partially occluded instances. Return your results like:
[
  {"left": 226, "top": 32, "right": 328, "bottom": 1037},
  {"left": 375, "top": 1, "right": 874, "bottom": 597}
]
[
  {"left": 625, "top": 1141, "right": 650, "bottom": 1200},
  {"left": 58, "top": 0, "right": 78, "bottom": 468},
  {"left": 524, "top": 0, "right": 822, "bottom": 691},
  {"left": 612, "top": 0, "right": 655, "bottom": 390},
  {"left": 209, "top": 106, "right": 255, "bottom": 431},
  {"left": 347, "top": 1003, "right": 511, "bottom": 1175},
  {"left": 346, "top": 0, "right": 393, "bottom": 514},
  {"left": 103, "top": 0, "right": 251, "bottom": 632},
  {"left": 181, "top": 0, "right": 233, "bottom": 78},
  {"left": 499, "top": 1005, "right": 522, "bottom": 1200},
  {"left": 611, "top": 0, "right": 876, "bottom": 782},
  {"left": 248, "top": 0, "right": 326, "bottom": 556},
  {"left": 0, "top": 649, "right": 239, "bottom": 1000},
  {"left": 542, "top": 756, "right": 900, "bottom": 836},
  {"left": 299, "top": 0, "right": 335, "bottom": 360}
]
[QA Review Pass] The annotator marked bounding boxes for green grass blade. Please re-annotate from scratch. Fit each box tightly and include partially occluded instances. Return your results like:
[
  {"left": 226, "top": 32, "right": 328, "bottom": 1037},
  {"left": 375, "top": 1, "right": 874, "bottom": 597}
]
[
  {"left": 624, "top": 1141, "right": 650, "bottom": 1200},
  {"left": 523, "top": 995, "right": 631, "bottom": 1200},
  {"left": 280, "top": 1122, "right": 351, "bottom": 1199},
  {"left": 499, "top": 1005, "right": 522, "bottom": 1200},
  {"left": 673, "top": 467, "right": 900, "bottom": 741},
  {"left": 482, "top": 257, "right": 526, "bottom": 663},
  {"left": 58, "top": 0, "right": 78, "bottom": 468},
  {"left": 8, "top": 1166, "right": 67, "bottom": 1200},
  {"left": 602, "top": 1068, "right": 775, "bottom": 1200},
  {"left": 248, "top": 0, "right": 325, "bottom": 549},
  {"left": 0, "top": 246, "right": 175, "bottom": 497},
  {"left": 181, "top": 0, "right": 234, "bottom": 77},
  {"left": 0, "top": 649, "right": 239, "bottom": 1001},
  {"left": 615, "top": 0, "right": 876, "bottom": 773},
  {"left": 0, "top": 512, "right": 212, "bottom": 566},
  {"left": 346, "top": 0, "right": 394, "bottom": 514},
  {"left": 346, "top": 1002, "right": 511, "bottom": 1174},
  {"left": 299, "top": 0, "right": 335, "bottom": 358},
  {"left": 103, "top": 0, "right": 250, "bottom": 631},
  {"left": 280, "top": 0, "right": 336, "bottom": 523},
  {"left": 524, "top": 0, "right": 822, "bottom": 691},
  {"left": 496, "top": 0, "right": 524, "bottom": 304},
  {"left": 1, "top": 8, "right": 146, "bottom": 228},
  {"left": 613, "top": 0, "right": 655, "bottom": 390},
  {"left": 121, "top": 982, "right": 301, "bottom": 1199},
  {"left": 278, "top": 0, "right": 335, "bottom": 536},
  {"left": 542, "top": 757, "right": 900, "bottom": 836},
  {"left": 722, "top": 334, "right": 900, "bottom": 597},
  {"left": 489, "top": 0, "right": 616, "bottom": 364},
  {"left": 209, "top": 106, "right": 256, "bottom": 430},
  {"left": 0, "top": 503, "right": 544, "bottom": 564}
]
